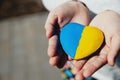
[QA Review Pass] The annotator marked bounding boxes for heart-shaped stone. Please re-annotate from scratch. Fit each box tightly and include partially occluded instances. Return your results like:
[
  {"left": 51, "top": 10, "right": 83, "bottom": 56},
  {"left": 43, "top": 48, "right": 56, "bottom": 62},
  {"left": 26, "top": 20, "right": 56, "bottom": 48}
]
[{"left": 60, "top": 22, "right": 104, "bottom": 60}]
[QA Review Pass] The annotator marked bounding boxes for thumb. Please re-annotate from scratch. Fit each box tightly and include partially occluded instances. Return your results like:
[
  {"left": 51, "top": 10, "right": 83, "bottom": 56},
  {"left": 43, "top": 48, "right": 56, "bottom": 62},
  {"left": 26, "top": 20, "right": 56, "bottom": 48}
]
[{"left": 107, "top": 35, "right": 120, "bottom": 66}]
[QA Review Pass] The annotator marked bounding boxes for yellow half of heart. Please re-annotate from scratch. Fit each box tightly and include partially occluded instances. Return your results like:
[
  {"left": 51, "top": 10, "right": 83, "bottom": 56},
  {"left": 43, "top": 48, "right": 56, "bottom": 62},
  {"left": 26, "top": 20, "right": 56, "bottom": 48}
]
[{"left": 74, "top": 26, "right": 104, "bottom": 60}]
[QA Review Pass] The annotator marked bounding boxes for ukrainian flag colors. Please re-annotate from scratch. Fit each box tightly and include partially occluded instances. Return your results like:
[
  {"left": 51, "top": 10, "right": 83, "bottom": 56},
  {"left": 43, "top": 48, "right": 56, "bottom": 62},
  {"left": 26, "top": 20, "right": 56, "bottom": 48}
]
[{"left": 60, "top": 22, "right": 104, "bottom": 60}]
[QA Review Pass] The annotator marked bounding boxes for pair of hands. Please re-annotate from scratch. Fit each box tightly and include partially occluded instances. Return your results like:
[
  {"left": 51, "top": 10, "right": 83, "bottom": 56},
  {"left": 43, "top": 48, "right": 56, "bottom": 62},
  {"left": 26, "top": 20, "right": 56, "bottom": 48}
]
[{"left": 45, "top": 1, "right": 120, "bottom": 80}]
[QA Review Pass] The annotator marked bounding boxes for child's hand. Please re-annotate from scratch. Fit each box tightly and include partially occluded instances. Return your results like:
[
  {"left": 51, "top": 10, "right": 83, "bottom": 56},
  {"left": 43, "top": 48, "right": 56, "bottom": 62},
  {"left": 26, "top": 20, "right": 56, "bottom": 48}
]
[
  {"left": 90, "top": 10, "right": 120, "bottom": 66},
  {"left": 45, "top": 1, "right": 89, "bottom": 68},
  {"left": 73, "top": 10, "right": 120, "bottom": 80}
]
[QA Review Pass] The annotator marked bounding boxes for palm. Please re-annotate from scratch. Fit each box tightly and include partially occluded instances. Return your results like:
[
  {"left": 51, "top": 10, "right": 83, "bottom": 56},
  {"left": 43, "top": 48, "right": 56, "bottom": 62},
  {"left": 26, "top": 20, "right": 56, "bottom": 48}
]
[{"left": 73, "top": 45, "right": 109, "bottom": 79}]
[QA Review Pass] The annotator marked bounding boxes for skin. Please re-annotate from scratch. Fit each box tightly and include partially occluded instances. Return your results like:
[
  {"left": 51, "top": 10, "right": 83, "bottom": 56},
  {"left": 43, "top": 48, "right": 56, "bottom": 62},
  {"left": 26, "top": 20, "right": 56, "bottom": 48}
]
[
  {"left": 45, "top": 1, "right": 120, "bottom": 80},
  {"left": 45, "top": 1, "right": 89, "bottom": 68}
]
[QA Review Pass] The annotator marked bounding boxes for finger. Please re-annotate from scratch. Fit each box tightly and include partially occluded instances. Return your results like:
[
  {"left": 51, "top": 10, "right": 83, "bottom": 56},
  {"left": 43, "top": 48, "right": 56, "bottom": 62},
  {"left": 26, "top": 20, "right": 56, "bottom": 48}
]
[
  {"left": 48, "top": 35, "right": 58, "bottom": 57},
  {"left": 48, "top": 35, "right": 67, "bottom": 68},
  {"left": 49, "top": 56, "right": 60, "bottom": 66},
  {"left": 49, "top": 47, "right": 67, "bottom": 68},
  {"left": 72, "top": 60, "right": 86, "bottom": 74},
  {"left": 45, "top": 12, "right": 58, "bottom": 38},
  {"left": 75, "top": 69, "right": 84, "bottom": 80},
  {"left": 82, "top": 46, "right": 108, "bottom": 78},
  {"left": 107, "top": 35, "right": 120, "bottom": 66}
]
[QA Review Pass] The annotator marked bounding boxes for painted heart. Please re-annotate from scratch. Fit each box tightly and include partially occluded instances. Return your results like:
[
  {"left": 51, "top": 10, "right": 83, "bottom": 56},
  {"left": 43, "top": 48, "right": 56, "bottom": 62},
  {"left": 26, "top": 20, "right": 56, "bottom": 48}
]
[{"left": 60, "top": 22, "right": 104, "bottom": 60}]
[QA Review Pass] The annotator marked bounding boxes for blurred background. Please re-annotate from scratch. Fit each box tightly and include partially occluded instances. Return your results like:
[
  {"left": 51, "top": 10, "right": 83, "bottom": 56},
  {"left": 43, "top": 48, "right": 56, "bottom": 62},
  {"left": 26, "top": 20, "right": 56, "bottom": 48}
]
[{"left": 0, "top": 0, "right": 62, "bottom": 80}]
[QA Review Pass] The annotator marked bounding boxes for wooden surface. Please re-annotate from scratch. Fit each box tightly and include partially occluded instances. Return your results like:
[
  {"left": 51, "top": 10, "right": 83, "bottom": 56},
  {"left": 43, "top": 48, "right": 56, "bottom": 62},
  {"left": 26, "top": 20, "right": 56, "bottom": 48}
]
[
  {"left": 0, "top": 0, "right": 46, "bottom": 19},
  {"left": 0, "top": 12, "right": 61, "bottom": 80}
]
